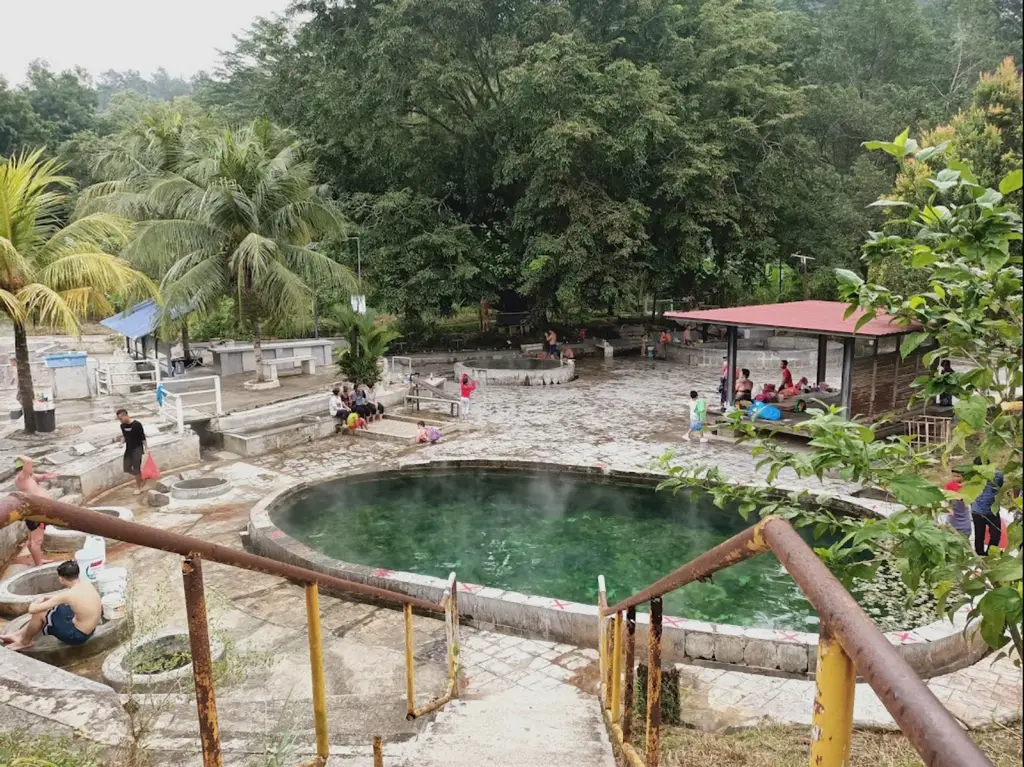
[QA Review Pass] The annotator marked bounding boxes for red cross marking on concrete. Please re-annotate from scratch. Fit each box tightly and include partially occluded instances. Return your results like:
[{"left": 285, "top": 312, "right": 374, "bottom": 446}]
[
  {"left": 372, "top": 568, "right": 395, "bottom": 578},
  {"left": 551, "top": 600, "right": 570, "bottom": 610},
  {"left": 460, "top": 583, "right": 482, "bottom": 593}
]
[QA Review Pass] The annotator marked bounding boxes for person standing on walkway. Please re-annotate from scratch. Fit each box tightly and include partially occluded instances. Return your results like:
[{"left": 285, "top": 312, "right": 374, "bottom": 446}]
[
  {"left": 117, "top": 409, "right": 148, "bottom": 495},
  {"left": 971, "top": 457, "right": 1004, "bottom": 556},
  {"left": 943, "top": 470, "right": 972, "bottom": 537},
  {"left": 460, "top": 374, "right": 477, "bottom": 417},
  {"left": 685, "top": 390, "right": 708, "bottom": 443},
  {"left": 12, "top": 456, "right": 57, "bottom": 566}
]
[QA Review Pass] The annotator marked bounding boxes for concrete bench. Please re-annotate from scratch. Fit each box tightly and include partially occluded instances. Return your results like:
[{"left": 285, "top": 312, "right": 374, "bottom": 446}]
[
  {"left": 256, "top": 355, "right": 316, "bottom": 382},
  {"left": 520, "top": 343, "right": 544, "bottom": 354}
]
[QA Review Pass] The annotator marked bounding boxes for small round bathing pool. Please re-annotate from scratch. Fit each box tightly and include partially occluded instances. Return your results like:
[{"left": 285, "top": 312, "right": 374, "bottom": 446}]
[{"left": 270, "top": 467, "right": 824, "bottom": 631}]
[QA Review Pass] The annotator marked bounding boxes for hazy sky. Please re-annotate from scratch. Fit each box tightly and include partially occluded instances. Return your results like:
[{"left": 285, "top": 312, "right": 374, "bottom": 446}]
[{"left": 1, "top": 0, "right": 293, "bottom": 85}]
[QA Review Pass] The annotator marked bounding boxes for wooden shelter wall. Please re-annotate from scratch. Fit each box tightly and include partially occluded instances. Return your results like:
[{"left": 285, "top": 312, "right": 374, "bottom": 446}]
[{"left": 850, "top": 349, "right": 924, "bottom": 420}]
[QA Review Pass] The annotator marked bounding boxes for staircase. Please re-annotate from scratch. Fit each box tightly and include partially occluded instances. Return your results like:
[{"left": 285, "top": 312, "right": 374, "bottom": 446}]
[{"left": 393, "top": 685, "right": 614, "bottom": 767}]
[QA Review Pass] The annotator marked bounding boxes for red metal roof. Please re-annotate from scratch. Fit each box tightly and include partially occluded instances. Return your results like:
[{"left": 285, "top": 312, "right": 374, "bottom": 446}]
[{"left": 664, "top": 300, "right": 918, "bottom": 338}]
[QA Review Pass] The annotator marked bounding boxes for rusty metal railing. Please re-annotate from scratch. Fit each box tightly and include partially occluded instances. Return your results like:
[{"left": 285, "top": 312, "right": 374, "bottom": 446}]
[
  {"left": 0, "top": 492, "right": 461, "bottom": 767},
  {"left": 597, "top": 516, "right": 994, "bottom": 767}
]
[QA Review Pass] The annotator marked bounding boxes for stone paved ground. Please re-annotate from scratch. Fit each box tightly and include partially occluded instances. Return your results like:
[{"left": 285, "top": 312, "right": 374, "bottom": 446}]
[
  {"left": 254, "top": 357, "right": 858, "bottom": 495},
  {"left": 3, "top": 356, "right": 1019, "bottom": 764},
  {"left": 676, "top": 656, "right": 1022, "bottom": 732}
]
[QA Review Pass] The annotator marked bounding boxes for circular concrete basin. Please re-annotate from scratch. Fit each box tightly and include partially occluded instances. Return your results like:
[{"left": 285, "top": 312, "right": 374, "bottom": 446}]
[
  {"left": 43, "top": 506, "right": 135, "bottom": 553},
  {"left": 0, "top": 562, "right": 64, "bottom": 618},
  {"left": 102, "top": 628, "right": 225, "bottom": 692},
  {"left": 455, "top": 357, "right": 575, "bottom": 386},
  {"left": 1, "top": 612, "right": 129, "bottom": 665},
  {"left": 170, "top": 477, "right": 231, "bottom": 501}
]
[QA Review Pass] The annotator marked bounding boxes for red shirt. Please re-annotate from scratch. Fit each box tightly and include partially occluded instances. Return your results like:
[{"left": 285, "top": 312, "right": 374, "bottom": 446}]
[
  {"left": 781, "top": 367, "right": 794, "bottom": 388},
  {"left": 461, "top": 380, "right": 476, "bottom": 398}
]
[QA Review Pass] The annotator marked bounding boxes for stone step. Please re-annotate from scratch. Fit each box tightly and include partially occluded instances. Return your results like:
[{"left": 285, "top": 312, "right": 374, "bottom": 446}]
[
  {"left": 146, "top": 691, "right": 428, "bottom": 745},
  {"left": 393, "top": 685, "right": 614, "bottom": 767}
]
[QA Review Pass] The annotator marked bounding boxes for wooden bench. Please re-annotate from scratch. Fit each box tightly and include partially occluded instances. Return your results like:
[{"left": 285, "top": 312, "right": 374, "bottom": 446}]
[{"left": 257, "top": 355, "right": 316, "bottom": 382}]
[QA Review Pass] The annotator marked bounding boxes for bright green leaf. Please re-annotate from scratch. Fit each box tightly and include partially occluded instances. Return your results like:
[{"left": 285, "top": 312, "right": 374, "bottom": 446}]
[
  {"left": 998, "top": 169, "right": 1022, "bottom": 195},
  {"left": 954, "top": 395, "right": 989, "bottom": 431},
  {"left": 900, "top": 332, "right": 929, "bottom": 358},
  {"left": 888, "top": 474, "right": 944, "bottom": 507}
]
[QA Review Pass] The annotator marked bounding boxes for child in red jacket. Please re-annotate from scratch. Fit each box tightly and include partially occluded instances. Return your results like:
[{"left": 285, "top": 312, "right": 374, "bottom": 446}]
[{"left": 460, "top": 374, "right": 477, "bottom": 416}]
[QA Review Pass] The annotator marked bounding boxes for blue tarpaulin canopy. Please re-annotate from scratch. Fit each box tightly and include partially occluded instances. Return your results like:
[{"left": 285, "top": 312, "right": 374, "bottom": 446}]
[{"left": 100, "top": 300, "right": 190, "bottom": 340}]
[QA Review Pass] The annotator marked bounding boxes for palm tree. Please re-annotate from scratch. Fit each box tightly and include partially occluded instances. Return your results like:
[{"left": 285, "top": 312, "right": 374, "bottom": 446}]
[
  {"left": 328, "top": 306, "right": 401, "bottom": 388},
  {"left": 118, "top": 119, "right": 354, "bottom": 381},
  {"left": 0, "top": 150, "right": 157, "bottom": 432}
]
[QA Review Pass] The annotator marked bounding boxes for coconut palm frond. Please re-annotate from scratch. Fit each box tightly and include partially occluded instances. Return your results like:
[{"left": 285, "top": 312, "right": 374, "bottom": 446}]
[
  {"left": 0, "top": 288, "right": 27, "bottom": 323},
  {"left": 16, "top": 282, "right": 81, "bottom": 335},
  {"left": 38, "top": 214, "right": 133, "bottom": 262},
  {"left": 278, "top": 244, "right": 356, "bottom": 292},
  {"left": 56, "top": 286, "right": 117, "bottom": 319}
]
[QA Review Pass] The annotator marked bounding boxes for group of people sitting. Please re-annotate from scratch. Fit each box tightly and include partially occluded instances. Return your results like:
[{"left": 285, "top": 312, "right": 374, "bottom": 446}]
[
  {"left": 724, "top": 359, "right": 832, "bottom": 409},
  {"left": 328, "top": 384, "right": 385, "bottom": 433}
]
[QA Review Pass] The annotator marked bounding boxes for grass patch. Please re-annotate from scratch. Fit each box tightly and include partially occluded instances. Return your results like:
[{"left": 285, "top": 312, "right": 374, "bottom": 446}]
[
  {"left": 0, "top": 732, "right": 104, "bottom": 767},
  {"left": 658, "top": 723, "right": 1022, "bottom": 766}
]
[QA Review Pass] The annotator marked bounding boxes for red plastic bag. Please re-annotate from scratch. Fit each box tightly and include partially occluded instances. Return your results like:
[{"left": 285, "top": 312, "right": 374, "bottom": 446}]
[
  {"left": 984, "top": 518, "right": 1009, "bottom": 549},
  {"left": 141, "top": 453, "right": 161, "bottom": 480}
]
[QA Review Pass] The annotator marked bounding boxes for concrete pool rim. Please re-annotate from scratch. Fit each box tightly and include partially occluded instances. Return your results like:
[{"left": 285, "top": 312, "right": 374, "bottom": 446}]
[
  {"left": 246, "top": 458, "right": 986, "bottom": 679},
  {"left": 454, "top": 357, "right": 576, "bottom": 386}
]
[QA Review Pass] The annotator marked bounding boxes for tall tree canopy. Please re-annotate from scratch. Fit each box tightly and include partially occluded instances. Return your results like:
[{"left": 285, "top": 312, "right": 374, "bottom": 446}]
[{"left": 189, "top": 0, "right": 1019, "bottom": 322}]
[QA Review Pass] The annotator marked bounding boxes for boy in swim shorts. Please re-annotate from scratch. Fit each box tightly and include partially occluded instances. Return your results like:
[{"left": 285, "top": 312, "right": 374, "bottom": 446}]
[{"left": 2, "top": 561, "right": 101, "bottom": 651}]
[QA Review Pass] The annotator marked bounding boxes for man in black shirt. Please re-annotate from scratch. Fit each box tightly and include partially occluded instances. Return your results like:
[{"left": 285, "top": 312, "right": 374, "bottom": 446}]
[{"left": 116, "top": 409, "right": 148, "bottom": 495}]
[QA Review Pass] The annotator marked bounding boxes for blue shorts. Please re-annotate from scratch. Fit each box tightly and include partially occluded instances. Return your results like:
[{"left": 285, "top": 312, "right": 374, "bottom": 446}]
[
  {"left": 689, "top": 422, "right": 704, "bottom": 432},
  {"left": 42, "top": 603, "right": 93, "bottom": 646},
  {"left": 547, "top": 344, "right": 558, "bottom": 355}
]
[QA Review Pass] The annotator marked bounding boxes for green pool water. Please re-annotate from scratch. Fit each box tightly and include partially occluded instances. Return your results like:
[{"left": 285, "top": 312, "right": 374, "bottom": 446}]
[{"left": 271, "top": 469, "right": 822, "bottom": 631}]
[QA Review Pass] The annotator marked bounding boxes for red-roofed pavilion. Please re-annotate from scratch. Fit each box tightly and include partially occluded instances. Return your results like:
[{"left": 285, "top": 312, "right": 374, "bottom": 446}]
[{"left": 664, "top": 301, "right": 925, "bottom": 426}]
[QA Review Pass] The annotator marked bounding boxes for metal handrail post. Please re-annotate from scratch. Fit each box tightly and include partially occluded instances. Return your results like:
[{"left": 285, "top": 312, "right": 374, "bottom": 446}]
[
  {"left": 811, "top": 631, "right": 855, "bottom": 767},
  {"left": 610, "top": 612, "right": 624, "bottom": 724},
  {"left": 622, "top": 606, "right": 637, "bottom": 743},
  {"left": 404, "top": 604, "right": 416, "bottom": 718},
  {"left": 181, "top": 556, "right": 222, "bottom": 767},
  {"left": 645, "top": 597, "right": 663, "bottom": 767},
  {"left": 305, "top": 583, "right": 330, "bottom": 761}
]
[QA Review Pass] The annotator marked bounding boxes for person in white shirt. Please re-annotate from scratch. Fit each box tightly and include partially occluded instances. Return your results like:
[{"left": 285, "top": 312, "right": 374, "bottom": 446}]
[{"left": 329, "top": 388, "right": 350, "bottom": 432}]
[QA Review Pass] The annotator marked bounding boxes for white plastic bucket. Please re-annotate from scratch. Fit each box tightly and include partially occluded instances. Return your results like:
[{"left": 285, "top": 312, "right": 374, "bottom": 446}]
[
  {"left": 101, "top": 593, "right": 126, "bottom": 621},
  {"left": 96, "top": 567, "right": 127, "bottom": 597},
  {"left": 74, "top": 535, "right": 106, "bottom": 582}
]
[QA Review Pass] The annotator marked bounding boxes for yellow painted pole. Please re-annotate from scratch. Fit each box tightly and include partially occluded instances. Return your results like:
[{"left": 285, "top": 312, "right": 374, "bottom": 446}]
[
  {"left": 810, "top": 633, "right": 855, "bottom": 767},
  {"left": 403, "top": 603, "right": 416, "bottom": 718},
  {"left": 372, "top": 735, "right": 384, "bottom": 767},
  {"left": 598, "top": 614, "right": 608, "bottom": 709},
  {"left": 304, "top": 584, "right": 330, "bottom": 761},
  {"left": 610, "top": 611, "right": 623, "bottom": 724}
]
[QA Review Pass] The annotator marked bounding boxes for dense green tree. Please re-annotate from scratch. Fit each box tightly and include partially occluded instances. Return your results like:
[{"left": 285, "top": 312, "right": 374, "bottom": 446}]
[{"left": 109, "top": 120, "right": 356, "bottom": 381}]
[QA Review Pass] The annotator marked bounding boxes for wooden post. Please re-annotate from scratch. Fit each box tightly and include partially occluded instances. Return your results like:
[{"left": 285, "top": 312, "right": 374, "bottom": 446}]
[
  {"left": 816, "top": 334, "right": 828, "bottom": 385},
  {"left": 726, "top": 327, "right": 738, "bottom": 407},
  {"left": 840, "top": 337, "right": 855, "bottom": 416}
]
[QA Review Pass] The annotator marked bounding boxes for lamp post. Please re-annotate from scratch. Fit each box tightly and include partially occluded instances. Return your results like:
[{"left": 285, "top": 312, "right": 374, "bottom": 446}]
[
  {"left": 791, "top": 253, "right": 815, "bottom": 300},
  {"left": 344, "top": 236, "right": 364, "bottom": 314}
]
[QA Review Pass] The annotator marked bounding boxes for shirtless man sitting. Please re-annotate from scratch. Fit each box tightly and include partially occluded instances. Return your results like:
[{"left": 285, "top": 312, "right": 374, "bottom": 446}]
[
  {"left": 13, "top": 455, "right": 58, "bottom": 566},
  {"left": 2, "top": 560, "right": 101, "bottom": 651}
]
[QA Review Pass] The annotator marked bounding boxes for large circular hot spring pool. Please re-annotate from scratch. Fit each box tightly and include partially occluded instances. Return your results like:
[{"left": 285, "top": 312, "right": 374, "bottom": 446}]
[{"left": 270, "top": 467, "right": 835, "bottom": 631}]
